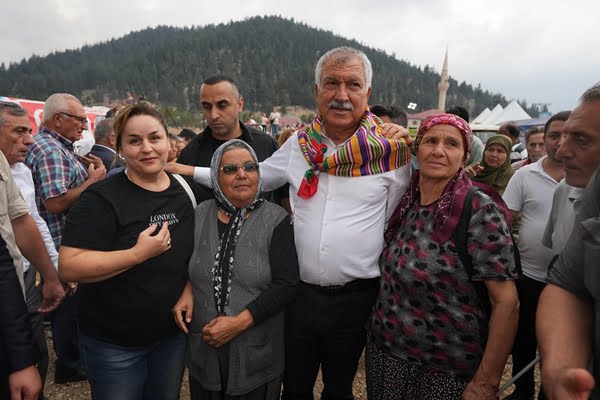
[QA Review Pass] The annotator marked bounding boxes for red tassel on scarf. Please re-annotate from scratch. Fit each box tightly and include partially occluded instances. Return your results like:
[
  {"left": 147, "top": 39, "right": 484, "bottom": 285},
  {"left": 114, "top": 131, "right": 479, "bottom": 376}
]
[{"left": 297, "top": 170, "right": 319, "bottom": 199}]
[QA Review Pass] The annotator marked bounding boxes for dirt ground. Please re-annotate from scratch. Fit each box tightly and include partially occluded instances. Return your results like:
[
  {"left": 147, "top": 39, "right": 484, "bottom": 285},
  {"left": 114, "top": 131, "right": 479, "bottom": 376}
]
[{"left": 43, "top": 328, "right": 538, "bottom": 399}]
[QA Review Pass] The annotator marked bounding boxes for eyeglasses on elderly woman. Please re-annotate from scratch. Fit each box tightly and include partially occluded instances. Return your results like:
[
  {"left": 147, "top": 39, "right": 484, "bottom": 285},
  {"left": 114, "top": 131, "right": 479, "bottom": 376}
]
[{"left": 220, "top": 162, "right": 259, "bottom": 175}]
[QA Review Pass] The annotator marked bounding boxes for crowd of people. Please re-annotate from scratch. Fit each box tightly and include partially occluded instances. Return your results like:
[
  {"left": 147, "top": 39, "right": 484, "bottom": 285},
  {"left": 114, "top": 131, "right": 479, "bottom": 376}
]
[{"left": 1, "top": 45, "right": 600, "bottom": 400}]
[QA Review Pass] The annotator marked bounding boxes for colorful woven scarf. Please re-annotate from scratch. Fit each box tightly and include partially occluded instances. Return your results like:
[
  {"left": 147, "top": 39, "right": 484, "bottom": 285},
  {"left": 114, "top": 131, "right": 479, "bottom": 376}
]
[{"left": 296, "top": 107, "right": 411, "bottom": 199}]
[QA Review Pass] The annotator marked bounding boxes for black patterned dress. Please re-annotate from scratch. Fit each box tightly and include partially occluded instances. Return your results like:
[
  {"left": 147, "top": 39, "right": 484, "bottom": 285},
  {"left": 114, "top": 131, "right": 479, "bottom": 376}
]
[{"left": 366, "top": 190, "right": 518, "bottom": 399}]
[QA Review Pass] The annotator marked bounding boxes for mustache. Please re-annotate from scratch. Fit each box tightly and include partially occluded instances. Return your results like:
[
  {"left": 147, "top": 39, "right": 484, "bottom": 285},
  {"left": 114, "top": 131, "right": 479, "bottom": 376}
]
[{"left": 328, "top": 100, "right": 354, "bottom": 111}]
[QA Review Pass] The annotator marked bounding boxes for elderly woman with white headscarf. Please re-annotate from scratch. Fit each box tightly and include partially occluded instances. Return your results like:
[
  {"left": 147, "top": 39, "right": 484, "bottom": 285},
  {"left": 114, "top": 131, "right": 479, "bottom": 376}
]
[{"left": 173, "top": 139, "right": 299, "bottom": 400}]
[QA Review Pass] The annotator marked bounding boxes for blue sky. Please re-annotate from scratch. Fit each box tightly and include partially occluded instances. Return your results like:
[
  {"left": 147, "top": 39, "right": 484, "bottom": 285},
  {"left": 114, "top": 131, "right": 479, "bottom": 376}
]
[{"left": 1, "top": 0, "right": 598, "bottom": 112}]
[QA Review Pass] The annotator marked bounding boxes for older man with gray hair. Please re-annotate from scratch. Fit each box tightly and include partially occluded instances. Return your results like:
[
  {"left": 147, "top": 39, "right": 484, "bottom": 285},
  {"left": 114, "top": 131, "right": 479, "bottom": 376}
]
[
  {"left": 25, "top": 93, "right": 106, "bottom": 384},
  {"left": 177, "top": 46, "right": 412, "bottom": 399},
  {"left": 537, "top": 82, "right": 600, "bottom": 400},
  {"left": 89, "top": 118, "right": 122, "bottom": 171},
  {"left": 0, "top": 100, "right": 68, "bottom": 398}
]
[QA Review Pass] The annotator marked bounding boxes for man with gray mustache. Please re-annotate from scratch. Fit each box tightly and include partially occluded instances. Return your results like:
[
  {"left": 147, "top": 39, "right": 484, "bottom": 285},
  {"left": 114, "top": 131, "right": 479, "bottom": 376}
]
[
  {"left": 329, "top": 99, "right": 355, "bottom": 111},
  {"left": 265, "top": 47, "right": 411, "bottom": 399},
  {"left": 180, "top": 46, "right": 412, "bottom": 399}
]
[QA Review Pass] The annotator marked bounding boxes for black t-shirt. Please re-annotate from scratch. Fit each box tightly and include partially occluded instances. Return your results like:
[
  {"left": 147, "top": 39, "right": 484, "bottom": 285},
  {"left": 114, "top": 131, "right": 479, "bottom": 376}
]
[{"left": 62, "top": 172, "right": 211, "bottom": 346}]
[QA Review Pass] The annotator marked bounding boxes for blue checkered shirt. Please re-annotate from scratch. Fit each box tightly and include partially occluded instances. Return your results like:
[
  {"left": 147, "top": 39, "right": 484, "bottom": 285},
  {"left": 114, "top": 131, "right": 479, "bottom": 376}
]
[{"left": 25, "top": 128, "right": 88, "bottom": 248}]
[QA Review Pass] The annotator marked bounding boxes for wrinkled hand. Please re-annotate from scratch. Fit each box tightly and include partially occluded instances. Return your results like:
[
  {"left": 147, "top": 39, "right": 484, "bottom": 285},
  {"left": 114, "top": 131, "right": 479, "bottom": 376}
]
[
  {"left": 38, "top": 278, "right": 66, "bottom": 313},
  {"left": 173, "top": 282, "right": 194, "bottom": 334},
  {"left": 464, "top": 162, "right": 483, "bottom": 178},
  {"left": 87, "top": 160, "right": 107, "bottom": 182},
  {"left": 381, "top": 123, "right": 413, "bottom": 144},
  {"left": 82, "top": 154, "right": 104, "bottom": 169},
  {"left": 543, "top": 368, "right": 595, "bottom": 400},
  {"left": 462, "top": 379, "right": 497, "bottom": 400},
  {"left": 165, "top": 162, "right": 194, "bottom": 177},
  {"left": 132, "top": 222, "right": 171, "bottom": 264},
  {"left": 202, "top": 315, "right": 249, "bottom": 348},
  {"left": 9, "top": 365, "right": 42, "bottom": 400}
]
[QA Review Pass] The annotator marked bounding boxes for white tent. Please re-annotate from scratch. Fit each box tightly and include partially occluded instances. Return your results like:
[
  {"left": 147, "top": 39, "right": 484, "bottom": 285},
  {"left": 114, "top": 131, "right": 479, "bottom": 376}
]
[
  {"left": 481, "top": 104, "right": 504, "bottom": 125},
  {"left": 492, "top": 100, "right": 531, "bottom": 124},
  {"left": 472, "top": 107, "right": 491, "bottom": 124}
]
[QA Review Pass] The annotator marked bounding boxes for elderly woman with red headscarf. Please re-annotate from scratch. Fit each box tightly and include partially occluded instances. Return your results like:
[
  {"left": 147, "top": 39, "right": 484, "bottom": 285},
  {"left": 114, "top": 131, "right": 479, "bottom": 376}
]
[{"left": 366, "top": 114, "right": 519, "bottom": 400}]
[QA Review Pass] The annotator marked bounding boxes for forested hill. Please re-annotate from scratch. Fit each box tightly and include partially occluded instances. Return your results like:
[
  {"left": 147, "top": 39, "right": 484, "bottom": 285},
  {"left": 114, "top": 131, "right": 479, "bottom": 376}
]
[{"left": 0, "top": 16, "right": 538, "bottom": 116}]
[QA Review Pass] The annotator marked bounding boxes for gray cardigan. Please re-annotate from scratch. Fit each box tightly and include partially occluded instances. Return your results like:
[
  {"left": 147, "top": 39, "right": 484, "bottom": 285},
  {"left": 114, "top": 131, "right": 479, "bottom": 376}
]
[{"left": 186, "top": 200, "right": 288, "bottom": 395}]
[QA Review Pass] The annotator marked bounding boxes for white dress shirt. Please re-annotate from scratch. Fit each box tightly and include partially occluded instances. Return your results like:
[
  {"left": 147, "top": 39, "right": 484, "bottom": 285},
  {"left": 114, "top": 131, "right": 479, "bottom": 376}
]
[
  {"left": 10, "top": 162, "right": 59, "bottom": 272},
  {"left": 194, "top": 132, "right": 411, "bottom": 286}
]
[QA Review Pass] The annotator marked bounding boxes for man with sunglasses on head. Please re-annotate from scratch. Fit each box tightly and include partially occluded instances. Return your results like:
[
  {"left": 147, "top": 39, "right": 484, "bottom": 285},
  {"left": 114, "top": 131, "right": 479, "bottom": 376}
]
[{"left": 25, "top": 93, "right": 106, "bottom": 385}]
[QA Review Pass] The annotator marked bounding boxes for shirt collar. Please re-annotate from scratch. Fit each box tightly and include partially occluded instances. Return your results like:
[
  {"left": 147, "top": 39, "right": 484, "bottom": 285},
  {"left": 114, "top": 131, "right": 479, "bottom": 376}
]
[
  {"left": 201, "top": 121, "right": 254, "bottom": 144},
  {"left": 94, "top": 144, "right": 117, "bottom": 154},
  {"left": 530, "top": 155, "right": 546, "bottom": 172},
  {"left": 321, "top": 125, "right": 353, "bottom": 148},
  {"left": 530, "top": 155, "right": 562, "bottom": 183},
  {"left": 39, "top": 127, "right": 75, "bottom": 150}
]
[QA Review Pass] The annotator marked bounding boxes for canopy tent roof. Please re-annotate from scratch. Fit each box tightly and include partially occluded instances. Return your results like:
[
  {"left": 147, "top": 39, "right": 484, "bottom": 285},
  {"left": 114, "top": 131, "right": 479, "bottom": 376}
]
[
  {"left": 472, "top": 101, "right": 532, "bottom": 126},
  {"left": 472, "top": 107, "right": 491, "bottom": 124},
  {"left": 480, "top": 104, "right": 504, "bottom": 125},
  {"left": 493, "top": 100, "right": 531, "bottom": 125}
]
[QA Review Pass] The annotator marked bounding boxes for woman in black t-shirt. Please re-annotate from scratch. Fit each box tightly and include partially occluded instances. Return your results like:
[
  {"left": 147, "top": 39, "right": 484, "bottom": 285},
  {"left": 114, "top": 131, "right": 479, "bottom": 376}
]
[{"left": 59, "top": 102, "right": 207, "bottom": 400}]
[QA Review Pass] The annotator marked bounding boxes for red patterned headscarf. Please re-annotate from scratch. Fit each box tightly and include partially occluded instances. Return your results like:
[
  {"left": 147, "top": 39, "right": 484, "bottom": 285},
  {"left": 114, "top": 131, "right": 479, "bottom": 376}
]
[
  {"left": 413, "top": 113, "right": 472, "bottom": 157},
  {"left": 385, "top": 113, "right": 474, "bottom": 244}
]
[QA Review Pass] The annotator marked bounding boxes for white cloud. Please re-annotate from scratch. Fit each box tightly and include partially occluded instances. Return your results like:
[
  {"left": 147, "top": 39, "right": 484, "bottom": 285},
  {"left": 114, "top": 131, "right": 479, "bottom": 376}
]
[{"left": 1, "top": 0, "right": 598, "bottom": 112}]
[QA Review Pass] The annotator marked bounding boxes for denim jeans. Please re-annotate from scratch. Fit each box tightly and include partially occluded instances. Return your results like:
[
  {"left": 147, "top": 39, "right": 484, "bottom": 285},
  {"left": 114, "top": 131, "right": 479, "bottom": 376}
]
[
  {"left": 80, "top": 331, "right": 186, "bottom": 400},
  {"left": 271, "top": 124, "right": 280, "bottom": 137},
  {"left": 50, "top": 291, "right": 84, "bottom": 377}
]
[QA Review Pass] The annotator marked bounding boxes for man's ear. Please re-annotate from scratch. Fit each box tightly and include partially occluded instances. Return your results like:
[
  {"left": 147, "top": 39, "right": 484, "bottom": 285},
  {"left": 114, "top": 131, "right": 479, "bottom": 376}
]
[
  {"left": 53, "top": 113, "right": 62, "bottom": 128},
  {"left": 108, "top": 133, "right": 116, "bottom": 148}
]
